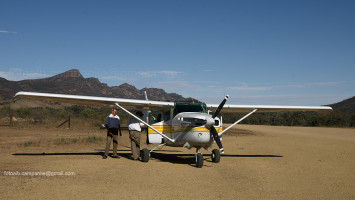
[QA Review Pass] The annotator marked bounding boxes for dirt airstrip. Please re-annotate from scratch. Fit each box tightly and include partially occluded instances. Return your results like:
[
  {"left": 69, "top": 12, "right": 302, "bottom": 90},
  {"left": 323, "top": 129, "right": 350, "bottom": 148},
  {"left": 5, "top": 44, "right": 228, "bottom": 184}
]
[{"left": 1, "top": 124, "right": 355, "bottom": 199}]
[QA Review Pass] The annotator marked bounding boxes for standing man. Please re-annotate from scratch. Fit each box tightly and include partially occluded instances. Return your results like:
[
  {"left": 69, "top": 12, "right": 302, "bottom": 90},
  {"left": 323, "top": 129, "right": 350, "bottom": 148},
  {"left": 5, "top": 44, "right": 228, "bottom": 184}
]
[
  {"left": 128, "top": 111, "right": 146, "bottom": 161},
  {"left": 103, "top": 107, "right": 121, "bottom": 159}
]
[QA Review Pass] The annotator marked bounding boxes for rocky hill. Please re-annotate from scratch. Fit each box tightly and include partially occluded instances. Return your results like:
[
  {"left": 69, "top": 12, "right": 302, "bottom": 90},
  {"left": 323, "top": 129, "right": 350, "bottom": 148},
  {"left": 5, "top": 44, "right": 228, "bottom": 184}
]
[
  {"left": 0, "top": 69, "right": 195, "bottom": 102},
  {"left": 328, "top": 96, "right": 355, "bottom": 114}
]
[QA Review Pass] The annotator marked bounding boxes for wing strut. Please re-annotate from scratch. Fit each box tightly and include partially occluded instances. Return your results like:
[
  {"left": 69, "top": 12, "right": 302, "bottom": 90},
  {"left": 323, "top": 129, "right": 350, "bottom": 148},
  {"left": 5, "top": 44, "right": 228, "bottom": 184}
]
[
  {"left": 114, "top": 103, "right": 175, "bottom": 143},
  {"left": 218, "top": 109, "right": 258, "bottom": 136}
]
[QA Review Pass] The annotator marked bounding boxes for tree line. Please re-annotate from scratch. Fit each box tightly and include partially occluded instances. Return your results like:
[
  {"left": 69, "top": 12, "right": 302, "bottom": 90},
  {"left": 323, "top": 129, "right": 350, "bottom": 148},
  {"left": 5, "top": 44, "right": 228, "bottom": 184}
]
[
  {"left": 1, "top": 105, "right": 354, "bottom": 127},
  {"left": 0, "top": 105, "right": 126, "bottom": 127},
  {"left": 221, "top": 111, "right": 355, "bottom": 127}
]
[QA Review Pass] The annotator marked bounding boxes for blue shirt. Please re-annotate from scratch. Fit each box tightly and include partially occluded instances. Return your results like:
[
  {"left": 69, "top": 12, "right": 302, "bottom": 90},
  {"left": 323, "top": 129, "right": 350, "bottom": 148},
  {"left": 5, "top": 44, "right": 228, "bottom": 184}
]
[{"left": 105, "top": 114, "right": 120, "bottom": 129}]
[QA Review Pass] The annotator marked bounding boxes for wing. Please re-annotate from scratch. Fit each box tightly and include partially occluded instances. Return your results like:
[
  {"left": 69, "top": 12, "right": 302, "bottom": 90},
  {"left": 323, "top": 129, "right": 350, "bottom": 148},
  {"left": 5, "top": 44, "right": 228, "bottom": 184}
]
[
  {"left": 206, "top": 104, "right": 332, "bottom": 114},
  {"left": 14, "top": 91, "right": 174, "bottom": 111},
  {"left": 14, "top": 91, "right": 333, "bottom": 114}
]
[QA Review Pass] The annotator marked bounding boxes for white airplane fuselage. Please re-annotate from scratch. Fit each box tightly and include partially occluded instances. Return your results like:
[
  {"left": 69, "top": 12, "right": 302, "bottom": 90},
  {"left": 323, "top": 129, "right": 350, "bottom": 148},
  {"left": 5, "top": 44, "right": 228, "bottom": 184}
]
[{"left": 147, "top": 112, "right": 222, "bottom": 149}]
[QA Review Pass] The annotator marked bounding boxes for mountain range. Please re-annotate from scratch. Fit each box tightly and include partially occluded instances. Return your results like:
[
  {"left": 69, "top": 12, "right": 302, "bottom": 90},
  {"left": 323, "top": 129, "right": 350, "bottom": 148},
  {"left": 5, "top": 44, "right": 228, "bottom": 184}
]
[
  {"left": 0, "top": 69, "right": 354, "bottom": 113},
  {"left": 0, "top": 69, "right": 195, "bottom": 102}
]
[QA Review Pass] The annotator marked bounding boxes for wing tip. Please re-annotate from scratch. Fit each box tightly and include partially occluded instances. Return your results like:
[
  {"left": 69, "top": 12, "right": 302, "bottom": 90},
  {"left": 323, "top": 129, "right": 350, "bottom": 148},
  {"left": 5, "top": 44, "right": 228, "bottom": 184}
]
[{"left": 14, "top": 91, "right": 26, "bottom": 98}]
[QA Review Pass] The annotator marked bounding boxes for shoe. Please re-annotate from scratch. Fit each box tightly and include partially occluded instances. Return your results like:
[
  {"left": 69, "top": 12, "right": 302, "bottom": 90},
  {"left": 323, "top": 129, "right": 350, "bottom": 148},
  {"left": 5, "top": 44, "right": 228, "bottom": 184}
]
[
  {"left": 102, "top": 155, "right": 107, "bottom": 159},
  {"left": 111, "top": 155, "right": 120, "bottom": 158}
]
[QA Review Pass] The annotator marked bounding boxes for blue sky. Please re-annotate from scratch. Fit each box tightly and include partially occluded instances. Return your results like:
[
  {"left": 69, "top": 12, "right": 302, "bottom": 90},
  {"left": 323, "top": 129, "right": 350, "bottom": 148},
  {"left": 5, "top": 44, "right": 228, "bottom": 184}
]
[{"left": 1, "top": 0, "right": 354, "bottom": 105}]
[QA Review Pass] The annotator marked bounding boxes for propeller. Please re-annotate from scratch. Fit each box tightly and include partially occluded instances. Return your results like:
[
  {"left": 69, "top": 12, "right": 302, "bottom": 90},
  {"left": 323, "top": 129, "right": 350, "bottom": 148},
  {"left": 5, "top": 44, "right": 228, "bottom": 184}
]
[
  {"left": 212, "top": 95, "right": 229, "bottom": 118},
  {"left": 211, "top": 126, "right": 224, "bottom": 153},
  {"left": 210, "top": 95, "right": 229, "bottom": 153}
]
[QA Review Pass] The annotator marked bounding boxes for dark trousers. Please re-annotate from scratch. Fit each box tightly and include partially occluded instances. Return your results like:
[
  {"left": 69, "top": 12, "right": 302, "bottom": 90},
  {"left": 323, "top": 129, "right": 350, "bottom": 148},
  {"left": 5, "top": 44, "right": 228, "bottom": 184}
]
[{"left": 105, "top": 128, "right": 118, "bottom": 157}]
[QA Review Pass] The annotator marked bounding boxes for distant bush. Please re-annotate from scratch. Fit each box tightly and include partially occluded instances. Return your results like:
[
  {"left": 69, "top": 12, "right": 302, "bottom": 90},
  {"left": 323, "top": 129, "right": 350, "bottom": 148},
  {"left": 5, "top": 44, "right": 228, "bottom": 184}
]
[
  {"left": 0, "top": 105, "right": 12, "bottom": 118},
  {"left": 24, "top": 141, "right": 33, "bottom": 147},
  {"left": 222, "top": 111, "right": 355, "bottom": 127},
  {"left": 86, "top": 136, "right": 103, "bottom": 143},
  {"left": 80, "top": 108, "right": 95, "bottom": 119},
  {"left": 56, "top": 109, "right": 70, "bottom": 119}
]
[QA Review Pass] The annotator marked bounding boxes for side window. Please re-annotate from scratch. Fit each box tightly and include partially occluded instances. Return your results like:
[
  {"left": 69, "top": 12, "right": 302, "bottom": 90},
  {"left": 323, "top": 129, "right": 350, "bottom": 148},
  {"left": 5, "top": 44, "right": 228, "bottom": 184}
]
[
  {"left": 149, "top": 112, "right": 164, "bottom": 123},
  {"left": 149, "top": 116, "right": 155, "bottom": 124},
  {"left": 164, "top": 111, "right": 171, "bottom": 121}
]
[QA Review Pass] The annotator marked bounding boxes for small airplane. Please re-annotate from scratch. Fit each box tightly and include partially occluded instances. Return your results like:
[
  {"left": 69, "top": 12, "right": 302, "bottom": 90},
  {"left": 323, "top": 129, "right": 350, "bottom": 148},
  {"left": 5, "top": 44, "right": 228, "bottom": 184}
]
[{"left": 14, "top": 91, "right": 332, "bottom": 168}]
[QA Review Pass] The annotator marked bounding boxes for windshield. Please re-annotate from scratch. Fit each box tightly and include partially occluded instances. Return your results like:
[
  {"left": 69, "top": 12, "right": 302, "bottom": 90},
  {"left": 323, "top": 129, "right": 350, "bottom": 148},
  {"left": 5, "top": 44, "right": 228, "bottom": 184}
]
[{"left": 173, "top": 102, "right": 207, "bottom": 117}]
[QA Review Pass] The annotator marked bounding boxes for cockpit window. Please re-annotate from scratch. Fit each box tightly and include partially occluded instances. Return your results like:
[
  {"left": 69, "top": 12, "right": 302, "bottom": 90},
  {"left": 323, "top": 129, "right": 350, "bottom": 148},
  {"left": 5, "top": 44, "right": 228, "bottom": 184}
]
[{"left": 173, "top": 102, "right": 207, "bottom": 117}]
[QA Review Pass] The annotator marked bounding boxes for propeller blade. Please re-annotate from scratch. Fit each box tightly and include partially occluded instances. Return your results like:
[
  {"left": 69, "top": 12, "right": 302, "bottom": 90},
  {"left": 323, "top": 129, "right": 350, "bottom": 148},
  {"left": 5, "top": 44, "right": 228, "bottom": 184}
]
[
  {"left": 210, "top": 126, "right": 224, "bottom": 153},
  {"left": 212, "top": 95, "right": 229, "bottom": 118}
]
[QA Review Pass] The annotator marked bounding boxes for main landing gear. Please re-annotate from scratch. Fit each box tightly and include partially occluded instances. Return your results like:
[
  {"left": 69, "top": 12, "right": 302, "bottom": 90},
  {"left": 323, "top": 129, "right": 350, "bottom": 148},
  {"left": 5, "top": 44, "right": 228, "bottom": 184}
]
[
  {"left": 195, "top": 148, "right": 221, "bottom": 168},
  {"left": 140, "top": 148, "right": 150, "bottom": 162},
  {"left": 141, "top": 146, "right": 221, "bottom": 168}
]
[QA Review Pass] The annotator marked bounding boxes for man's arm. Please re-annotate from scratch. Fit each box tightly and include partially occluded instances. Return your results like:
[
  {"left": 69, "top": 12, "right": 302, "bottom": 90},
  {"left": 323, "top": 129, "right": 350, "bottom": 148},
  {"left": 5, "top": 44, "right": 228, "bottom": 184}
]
[
  {"left": 105, "top": 117, "right": 113, "bottom": 137},
  {"left": 140, "top": 122, "right": 146, "bottom": 128}
]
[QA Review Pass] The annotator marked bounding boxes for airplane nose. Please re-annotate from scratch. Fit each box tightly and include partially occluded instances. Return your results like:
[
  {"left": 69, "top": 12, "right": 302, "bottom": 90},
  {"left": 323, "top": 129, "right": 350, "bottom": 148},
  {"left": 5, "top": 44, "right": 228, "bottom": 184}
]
[{"left": 205, "top": 116, "right": 215, "bottom": 127}]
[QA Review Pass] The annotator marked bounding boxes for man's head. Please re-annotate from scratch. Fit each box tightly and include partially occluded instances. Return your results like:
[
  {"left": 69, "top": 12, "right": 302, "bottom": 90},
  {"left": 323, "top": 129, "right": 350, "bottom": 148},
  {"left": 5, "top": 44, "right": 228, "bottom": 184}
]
[
  {"left": 136, "top": 111, "right": 143, "bottom": 117},
  {"left": 112, "top": 107, "right": 117, "bottom": 115}
]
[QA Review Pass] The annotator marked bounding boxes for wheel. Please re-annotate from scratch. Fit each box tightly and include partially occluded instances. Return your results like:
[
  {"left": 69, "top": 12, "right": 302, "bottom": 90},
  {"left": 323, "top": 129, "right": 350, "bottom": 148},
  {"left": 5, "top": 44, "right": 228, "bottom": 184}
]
[
  {"left": 195, "top": 153, "right": 204, "bottom": 168},
  {"left": 211, "top": 149, "right": 221, "bottom": 163},
  {"left": 140, "top": 148, "right": 150, "bottom": 162}
]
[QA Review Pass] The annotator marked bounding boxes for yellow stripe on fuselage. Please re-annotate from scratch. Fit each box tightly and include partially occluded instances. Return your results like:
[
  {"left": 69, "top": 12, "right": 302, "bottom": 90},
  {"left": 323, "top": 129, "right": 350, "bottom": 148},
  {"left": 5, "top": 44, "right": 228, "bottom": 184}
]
[{"left": 148, "top": 125, "right": 223, "bottom": 134}]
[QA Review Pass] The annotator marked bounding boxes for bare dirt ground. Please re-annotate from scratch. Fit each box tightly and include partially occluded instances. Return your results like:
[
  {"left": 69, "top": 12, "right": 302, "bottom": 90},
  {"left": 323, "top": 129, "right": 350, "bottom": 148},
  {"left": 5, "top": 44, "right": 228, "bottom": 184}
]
[{"left": 1, "top": 124, "right": 355, "bottom": 199}]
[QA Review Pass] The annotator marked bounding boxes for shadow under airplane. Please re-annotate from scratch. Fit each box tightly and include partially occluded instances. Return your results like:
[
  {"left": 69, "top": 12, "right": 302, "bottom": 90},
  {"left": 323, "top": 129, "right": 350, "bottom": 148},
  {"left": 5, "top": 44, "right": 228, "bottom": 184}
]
[
  {"left": 150, "top": 152, "right": 283, "bottom": 167},
  {"left": 12, "top": 151, "right": 282, "bottom": 168}
]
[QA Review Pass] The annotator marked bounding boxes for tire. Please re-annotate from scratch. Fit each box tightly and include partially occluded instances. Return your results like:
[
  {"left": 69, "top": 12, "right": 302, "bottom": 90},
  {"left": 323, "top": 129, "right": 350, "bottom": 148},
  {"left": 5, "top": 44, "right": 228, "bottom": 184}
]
[
  {"left": 211, "top": 149, "right": 221, "bottom": 163},
  {"left": 196, "top": 153, "right": 204, "bottom": 168},
  {"left": 140, "top": 148, "right": 150, "bottom": 162}
]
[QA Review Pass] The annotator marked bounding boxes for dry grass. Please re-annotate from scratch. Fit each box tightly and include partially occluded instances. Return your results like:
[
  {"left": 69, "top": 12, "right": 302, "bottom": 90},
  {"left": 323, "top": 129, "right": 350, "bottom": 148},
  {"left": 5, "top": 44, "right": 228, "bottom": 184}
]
[{"left": 1, "top": 124, "right": 355, "bottom": 199}]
